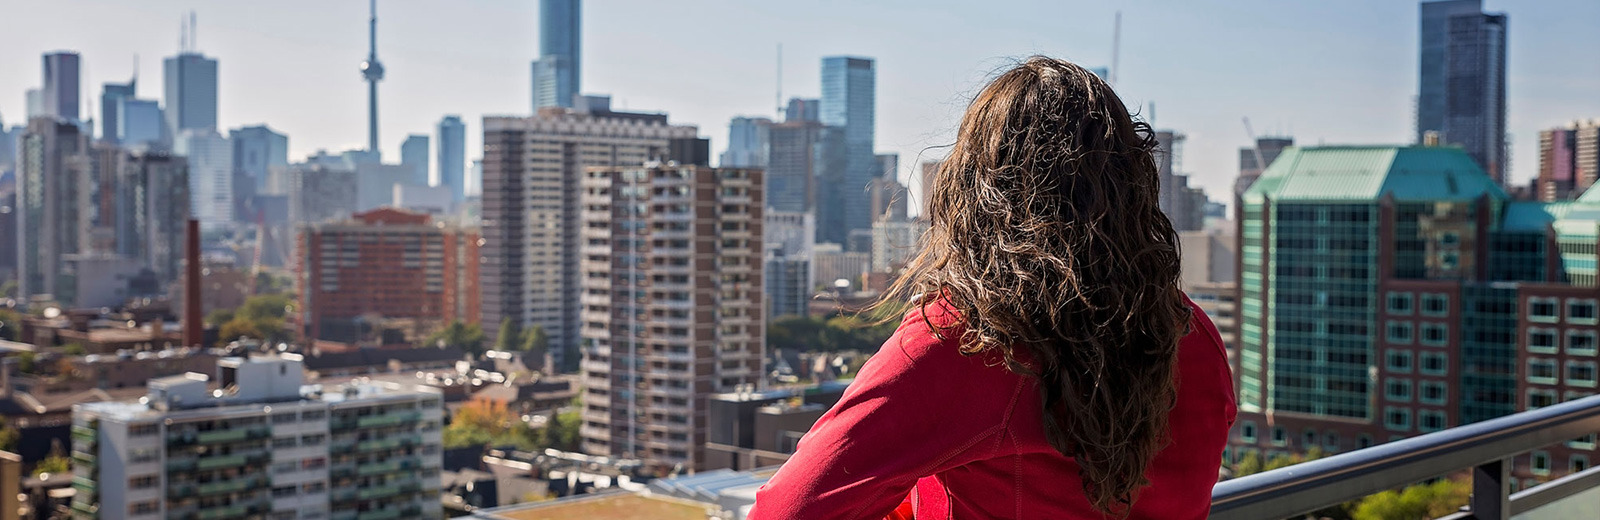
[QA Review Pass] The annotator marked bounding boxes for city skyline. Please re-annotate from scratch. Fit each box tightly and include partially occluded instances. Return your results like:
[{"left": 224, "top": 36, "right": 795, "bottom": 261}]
[{"left": 2, "top": 0, "right": 1597, "bottom": 201}]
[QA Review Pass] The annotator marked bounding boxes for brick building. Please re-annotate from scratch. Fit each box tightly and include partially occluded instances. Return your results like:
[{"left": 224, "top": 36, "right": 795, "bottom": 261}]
[{"left": 294, "top": 208, "right": 480, "bottom": 342}]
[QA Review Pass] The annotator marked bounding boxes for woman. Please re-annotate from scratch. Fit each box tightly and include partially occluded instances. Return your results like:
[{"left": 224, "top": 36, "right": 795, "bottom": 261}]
[{"left": 749, "top": 57, "right": 1236, "bottom": 519}]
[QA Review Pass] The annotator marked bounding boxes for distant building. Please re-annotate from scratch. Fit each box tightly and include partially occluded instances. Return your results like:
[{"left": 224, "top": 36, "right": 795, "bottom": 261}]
[
  {"left": 818, "top": 56, "right": 877, "bottom": 248},
  {"left": 813, "top": 243, "right": 869, "bottom": 292},
  {"left": 436, "top": 116, "right": 466, "bottom": 202},
  {"left": 116, "top": 150, "right": 189, "bottom": 283},
  {"left": 784, "top": 98, "right": 820, "bottom": 123},
  {"left": 578, "top": 165, "right": 764, "bottom": 472},
  {"left": 41, "top": 52, "right": 80, "bottom": 122},
  {"left": 1156, "top": 130, "right": 1209, "bottom": 231},
  {"left": 354, "top": 162, "right": 416, "bottom": 212},
  {"left": 766, "top": 119, "right": 828, "bottom": 213},
  {"left": 401, "top": 133, "right": 430, "bottom": 188},
  {"left": 869, "top": 177, "right": 908, "bottom": 224},
  {"left": 720, "top": 116, "right": 771, "bottom": 168},
  {"left": 116, "top": 98, "right": 164, "bottom": 149},
  {"left": 295, "top": 208, "right": 480, "bottom": 342},
  {"left": 287, "top": 163, "right": 358, "bottom": 225},
  {"left": 1417, "top": 0, "right": 1507, "bottom": 184},
  {"left": 16, "top": 118, "right": 89, "bottom": 301},
  {"left": 59, "top": 253, "right": 143, "bottom": 308},
  {"left": 481, "top": 103, "right": 699, "bottom": 368},
  {"left": 1179, "top": 227, "right": 1236, "bottom": 289},
  {"left": 230, "top": 125, "right": 289, "bottom": 193},
  {"left": 71, "top": 355, "right": 446, "bottom": 519},
  {"left": 99, "top": 79, "right": 136, "bottom": 143},
  {"left": 393, "top": 184, "right": 455, "bottom": 215},
  {"left": 175, "top": 129, "right": 232, "bottom": 229},
  {"left": 163, "top": 51, "right": 219, "bottom": 135},
  {"left": 531, "top": 0, "right": 581, "bottom": 109},
  {"left": 1236, "top": 136, "right": 1293, "bottom": 199},
  {"left": 870, "top": 219, "right": 926, "bottom": 274},
  {"left": 765, "top": 212, "right": 814, "bottom": 321},
  {"left": 704, "top": 381, "right": 850, "bottom": 471},
  {"left": 1536, "top": 120, "right": 1600, "bottom": 202}
]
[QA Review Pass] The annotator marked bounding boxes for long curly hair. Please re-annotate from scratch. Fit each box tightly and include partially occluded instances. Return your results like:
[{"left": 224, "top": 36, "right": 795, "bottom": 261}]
[{"left": 882, "top": 57, "right": 1191, "bottom": 515}]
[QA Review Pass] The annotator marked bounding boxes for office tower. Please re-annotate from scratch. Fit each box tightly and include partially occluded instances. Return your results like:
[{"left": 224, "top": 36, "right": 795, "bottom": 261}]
[
  {"left": 765, "top": 211, "right": 814, "bottom": 320},
  {"left": 1179, "top": 228, "right": 1236, "bottom": 290},
  {"left": 354, "top": 162, "right": 416, "bottom": 212},
  {"left": 870, "top": 154, "right": 907, "bottom": 223},
  {"left": 175, "top": 130, "right": 232, "bottom": 229},
  {"left": 16, "top": 118, "right": 89, "bottom": 300},
  {"left": 918, "top": 160, "right": 939, "bottom": 215},
  {"left": 288, "top": 163, "right": 358, "bottom": 225},
  {"left": 362, "top": 0, "right": 385, "bottom": 156},
  {"left": 532, "top": 0, "right": 581, "bottom": 109},
  {"left": 401, "top": 134, "right": 430, "bottom": 187},
  {"left": 577, "top": 164, "right": 764, "bottom": 471},
  {"left": 71, "top": 355, "right": 445, "bottom": 519},
  {"left": 436, "top": 116, "right": 465, "bottom": 202},
  {"left": 812, "top": 243, "right": 869, "bottom": 291},
  {"left": 295, "top": 208, "right": 479, "bottom": 342},
  {"left": 84, "top": 143, "right": 126, "bottom": 254},
  {"left": 1155, "top": 130, "right": 1208, "bottom": 231},
  {"left": 230, "top": 125, "right": 289, "bottom": 193},
  {"left": 164, "top": 52, "right": 220, "bottom": 135},
  {"left": 118, "top": 99, "right": 164, "bottom": 148},
  {"left": 24, "top": 90, "right": 43, "bottom": 121},
  {"left": 1232, "top": 143, "right": 1600, "bottom": 484},
  {"left": 1236, "top": 136, "right": 1294, "bottom": 199},
  {"left": 766, "top": 119, "right": 827, "bottom": 213},
  {"left": 1418, "top": 0, "right": 1508, "bottom": 184},
  {"left": 1536, "top": 120, "right": 1600, "bottom": 203},
  {"left": 818, "top": 57, "right": 877, "bottom": 248},
  {"left": 41, "top": 52, "right": 81, "bottom": 121},
  {"left": 117, "top": 150, "right": 190, "bottom": 283},
  {"left": 100, "top": 79, "right": 137, "bottom": 143},
  {"left": 784, "top": 98, "right": 820, "bottom": 123},
  {"left": 720, "top": 117, "right": 771, "bottom": 168},
  {"left": 481, "top": 103, "right": 698, "bottom": 371},
  {"left": 870, "top": 219, "right": 927, "bottom": 275},
  {"left": 467, "top": 159, "right": 483, "bottom": 198}
]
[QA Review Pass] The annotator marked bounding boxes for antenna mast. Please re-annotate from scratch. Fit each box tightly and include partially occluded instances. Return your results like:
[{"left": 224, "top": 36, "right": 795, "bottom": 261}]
[
  {"left": 1110, "top": 11, "right": 1121, "bottom": 86},
  {"left": 776, "top": 43, "right": 783, "bottom": 119}
]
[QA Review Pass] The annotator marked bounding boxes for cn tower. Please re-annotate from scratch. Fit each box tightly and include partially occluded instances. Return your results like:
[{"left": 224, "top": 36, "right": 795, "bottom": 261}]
[{"left": 361, "top": 0, "right": 384, "bottom": 155}]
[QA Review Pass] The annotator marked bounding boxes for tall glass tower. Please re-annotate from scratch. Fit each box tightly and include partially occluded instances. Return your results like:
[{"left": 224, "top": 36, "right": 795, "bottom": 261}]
[
  {"left": 532, "top": 0, "right": 581, "bottom": 110},
  {"left": 818, "top": 56, "right": 876, "bottom": 247},
  {"left": 1417, "top": 0, "right": 1507, "bottom": 184},
  {"left": 164, "top": 53, "right": 219, "bottom": 134},
  {"left": 436, "top": 116, "right": 466, "bottom": 202}
]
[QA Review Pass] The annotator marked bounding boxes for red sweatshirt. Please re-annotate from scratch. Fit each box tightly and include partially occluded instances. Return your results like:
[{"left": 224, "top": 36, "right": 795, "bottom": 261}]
[{"left": 749, "top": 297, "right": 1236, "bottom": 519}]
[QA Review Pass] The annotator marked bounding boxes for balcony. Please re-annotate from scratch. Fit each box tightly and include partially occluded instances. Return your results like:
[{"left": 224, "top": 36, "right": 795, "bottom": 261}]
[
  {"left": 357, "top": 410, "right": 423, "bottom": 429},
  {"left": 71, "top": 425, "right": 97, "bottom": 445},
  {"left": 1212, "top": 394, "right": 1600, "bottom": 520}
]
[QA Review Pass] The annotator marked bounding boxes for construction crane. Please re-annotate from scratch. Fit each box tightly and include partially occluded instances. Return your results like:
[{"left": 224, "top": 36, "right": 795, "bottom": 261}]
[{"left": 1243, "top": 117, "right": 1269, "bottom": 175}]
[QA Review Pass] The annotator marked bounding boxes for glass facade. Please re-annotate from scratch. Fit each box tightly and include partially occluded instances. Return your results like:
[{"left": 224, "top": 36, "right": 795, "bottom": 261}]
[{"left": 1460, "top": 283, "right": 1518, "bottom": 423}]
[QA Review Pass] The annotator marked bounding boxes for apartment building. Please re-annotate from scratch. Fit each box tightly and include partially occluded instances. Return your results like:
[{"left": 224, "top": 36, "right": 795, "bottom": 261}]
[
  {"left": 577, "top": 165, "right": 764, "bottom": 472},
  {"left": 70, "top": 355, "right": 444, "bottom": 519}
]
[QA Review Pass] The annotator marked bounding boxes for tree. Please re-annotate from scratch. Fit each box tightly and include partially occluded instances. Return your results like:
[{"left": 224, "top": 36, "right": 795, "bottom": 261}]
[
  {"left": 14, "top": 352, "right": 35, "bottom": 374},
  {"left": 0, "top": 418, "right": 19, "bottom": 452},
  {"left": 427, "top": 321, "right": 484, "bottom": 355},
  {"left": 32, "top": 453, "right": 68, "bottom": 477},
  {"left": 493, "top": 318, "right": 519, "bottom": 354},
  {"left": 61, "top": 343, "right": 87, "bottom": 356},
  {"left": 0, "top": 308, "right": 19, "bottom": 341},
  {"left": 536, "top": 408, "right": 581, "bottom": 452},
  {"left": 519, "top": 325, "right": 548, "bottom": 357},
  {"left": 1352, "top": 478, "right": 1470, "bottom": 520},
  {"left": 443, "top": 400, "right": 539, "bottom": 450},
  {"left": 205, "top": 309, "right": 236, "bottom": 326}
]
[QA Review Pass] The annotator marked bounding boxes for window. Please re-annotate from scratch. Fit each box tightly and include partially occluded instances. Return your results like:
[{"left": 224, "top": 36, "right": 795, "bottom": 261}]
[
  {"left": 273, "top": 485, "right": 297, "bottom": 498},
  {"left": 1530, "top": 297, "right": 1560, "bottom": 322},
  {"left": 1387, "top": 350, "right": 1414, "bottom": 373},
  {"left": 1529, "top": 358, "right": 1558, "bottom": 384},
  {"left": 128, "top": 474, "right": 158, "bottom": 489},
  {"left": 1421, "top": 381, "right": 1448, "bottom": 405},
  {"left": 1569, "top": 434, "right": 1597, "bottom": 450},
  {"left": 1567, "top": 361, "right": 1598, "bottom": 388},
  {"left": 1303, "top": 430, "right": 1317, "bottom": 448},
  {"left": 1570, "top": 330, "right": 1599, "bottom": 356},
  {"left": 272, "top": 413, "right": 296, "bottom": 424},
  {"left": 1386, "top": 321, "right": 1414, "bottom": 344},
  {"left": 129, "top": 501, "right": 160, "bottom": 515},
  {"left": 1573, "top": 455, "right": 1592, "bottom": 473},
  {"left": 273, "top": 461, "right": 297, "bottom": 474},
  {"left": 301, "top": 433, "right": 326, "bottom": 446},
  {"left": 1388, "top": 293, "right": 1414, "bottom": 315},
  {"left": 1421, "top": 323, "right": 1448, "bottom": 346},
  {"left": 1357, "top": 434, "right": 1373, "bottom": 449},
  {"left": 301, "top": 481, "right": 326, "bottom": 494},
  {"left": 1532, "top": 451, "right": 1552, "bottom": 476},
  {"left": 301, "top": 410, "right": 326, "bottom": 421},
  {"left": 1570, "top": 299, "right": 1598, "bottom": 324},
  {"left": 1420, "top": 352, "right": 1448, "bottom": 376},
  {"left": 1272, "top": 426, "right": 1287, "bottom": 446},
  {"left": 302, "top": 457, "right": 326, "bottom": 470},
  {"left": 1384, "top": 407, "right": 1412, "bottom": 431},
  {"left": 1418, "top": 410, "right": 1446, "bottom": 432},
  {"left": 1528, "top": 388, "right": 1557, "bottom": 409},
  {"left": 1421, "top": 293, "right": 1449, "bottom": 316},
  {"left": 1324, "top": 431, "right": 1340, "bottom": 451},
  {"left": 1240, "top": 421, "right": 1257, "bottom": 443},
  {"left": 1385, "top": 378, "right": 1413, "bottom": 402},
  {"left": 127, "top": 423, "right": 158, "bottom": 437},
  {"left": 1529, "top": 328, "right": 1559, "bottom": 354}
]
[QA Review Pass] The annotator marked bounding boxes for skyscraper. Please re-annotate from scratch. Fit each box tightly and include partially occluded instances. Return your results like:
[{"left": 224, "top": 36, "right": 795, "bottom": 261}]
[
  {"left": 1417, "top": 0, "right": 1508, "bottom": 184},
  {"left": 24, "top": 89, "right": 43, "bottom": 121},
  {"left": 362, "top": 0, "right": 385, "bottom": 157},
  {"left": 578, "top": 164, "right": 764, "bottom": 471},
  {"left": 117, "top": 98, "right": 164, "bottom": 148},
  {"left": 401, "top": 134, "right": 430, "bottom": 188},
  {"left": 16, "top": 118, "right": 89, "bottom": 300},
  {"left": 785, "top": 98, "right": 820, "bottom": 123},
  {"left": 1155, "top": 130, "right": 1208, "bottom": 231},
  {"left": 175, "top": 130, "right": 232, "bottom": 229},
  {"left": 765, "top": 211, "right": 814, "bottom": 320},
  {"left": 481, "top": 104, "right": 698, "bottom": 370},
  {"left": 720, "top": 116, "right": 771, "bottom": 168},
  {"left": 532, "top": 0, "right": 581, "bottom": 110},
  {"left": 117, "top": 150, "right": 189, "bottom": 284},
  {"left": 818, "top": 57, "right": 876, "bottom": 248},
  {"left": 100, "top": 79, "right": 137, "bottom": 143},
  {"left": 164, "top": 52, "right": 220, "bottom": 135},
  {"left": 41, "top": 51, "right": 81, "bottom": 121},
  {"left": 230, "top": 125, "right": 289, "bottom": 193},
  {"left": 1536, "top": 120, "right": 1600, "bottom": 203},
  {"left": 765, "top": 118, "right": 827, "bottom": 213},
  {"left": 1236, "top": 136, "right": 1294, "bottom": 199},
  {"left": 436, "top": 116, "right": 465, "bottom": 202}
]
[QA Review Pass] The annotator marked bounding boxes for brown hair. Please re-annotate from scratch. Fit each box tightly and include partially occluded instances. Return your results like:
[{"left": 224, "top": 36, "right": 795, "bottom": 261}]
[{"left": 883, "top": 56, "right": 1190, "bottom": 514}]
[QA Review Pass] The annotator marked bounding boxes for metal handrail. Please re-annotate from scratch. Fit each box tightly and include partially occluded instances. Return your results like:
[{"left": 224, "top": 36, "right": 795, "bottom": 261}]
[{"left": 1211, "top": 393, "right": 1600, "bottom": 520}]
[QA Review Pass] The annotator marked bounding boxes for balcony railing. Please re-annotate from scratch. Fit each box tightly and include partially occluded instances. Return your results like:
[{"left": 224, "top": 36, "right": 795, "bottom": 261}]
[{"left": 1211, "top": 394, "right": 1600, "bottom": 520}]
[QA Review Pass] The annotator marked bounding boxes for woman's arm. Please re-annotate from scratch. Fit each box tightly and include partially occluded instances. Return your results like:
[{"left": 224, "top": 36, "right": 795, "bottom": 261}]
[{"left": 748, "top": 306, "right": 1022, "bottom": 520}]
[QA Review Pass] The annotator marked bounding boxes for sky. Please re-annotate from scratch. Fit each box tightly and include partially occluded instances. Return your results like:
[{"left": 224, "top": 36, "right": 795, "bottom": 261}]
[{"left": 2, "top": 0, "right": 1598, "bottom": 203}]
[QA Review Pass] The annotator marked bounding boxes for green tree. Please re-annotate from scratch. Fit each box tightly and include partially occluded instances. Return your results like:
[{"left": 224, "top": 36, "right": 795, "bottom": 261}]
[
  {"left": 32, "top": 454, "right": 69, "bottom": 477},
  {"left": 205, "top": 309, "right": 236, "bottom": 326},
  {"left": 0, "top": 308, "right": 19, "bottom": 341},
  {"left": 493, "top": 318, "right": 519, "bottom": 354},
  {"left": 443, "top": 400, "right": 540, "bottom": 450},
  {"left": 15, "top": 352, "right": 36, "bottom": 374},
  {"left": 238, "top": 293, "right": 292, "bottom": 321},
  {"left": 536, "top": 408, "right": 581, "bottom": 452},
  {"left": 1352, "top": 478, "right": 1469, "bottom": 520},
  {"left": 519, "top": 325, "right": 548, "bottom": 357},
  {"left": 427, "top": 321, "right": 485, "bottom": 355},
  {"left": 61, "top": 343, "right": 87, "bottom": 356},
  {"left": 0, "top": 280, "right": 17, "bottom": 298},
  {"left": 0, "top": 418, "right": 19, "bottom": 452}
]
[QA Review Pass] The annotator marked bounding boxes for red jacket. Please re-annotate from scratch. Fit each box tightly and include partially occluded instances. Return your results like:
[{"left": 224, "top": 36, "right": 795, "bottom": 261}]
[{"left": 749, "top": 297, "right": 1236, "bottom": 519}]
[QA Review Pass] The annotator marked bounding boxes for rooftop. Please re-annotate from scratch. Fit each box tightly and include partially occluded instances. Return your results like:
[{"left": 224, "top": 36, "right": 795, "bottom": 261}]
[
  {"left": 1244, "top": 145, "right": 1506, "bottom": 202},
  {"left": 473, "top": 492, "right": 712, "bottom": 520}
]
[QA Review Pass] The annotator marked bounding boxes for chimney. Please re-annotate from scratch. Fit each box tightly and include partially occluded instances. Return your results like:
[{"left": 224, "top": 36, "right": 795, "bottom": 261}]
[
  {"left": 183, "top": 219, "right": 203, "bottom": 348},
  {"left": 0, "top": 357, "right": 12, "bottom": 398}
]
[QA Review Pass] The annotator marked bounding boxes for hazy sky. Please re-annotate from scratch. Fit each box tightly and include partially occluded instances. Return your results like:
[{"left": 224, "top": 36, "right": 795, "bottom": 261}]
[{"left": 2, "top": 0, "right": 1598, "bottom": 201}]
